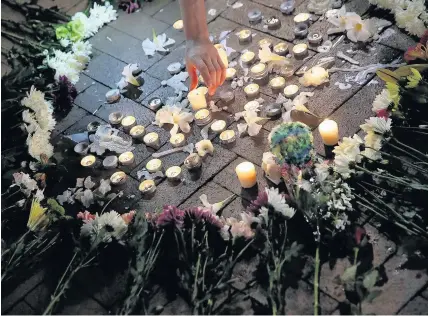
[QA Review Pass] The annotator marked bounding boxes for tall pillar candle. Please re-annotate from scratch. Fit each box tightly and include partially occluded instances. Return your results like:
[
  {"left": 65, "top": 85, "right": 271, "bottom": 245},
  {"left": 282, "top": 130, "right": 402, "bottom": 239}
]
[{"left": 319, "top": 119, "right": 339, "bottom": 146}]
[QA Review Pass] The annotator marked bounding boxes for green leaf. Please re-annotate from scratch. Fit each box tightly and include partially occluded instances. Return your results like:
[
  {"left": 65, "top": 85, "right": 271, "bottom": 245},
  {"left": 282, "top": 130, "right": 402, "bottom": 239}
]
[
  {"left": 341, "top": 264, "right": 358, "bottom": 283},
  {"left": 364, "top": 289, "right": 382, "bottom": 303},
  {"left": 376, "top": 69, "right": 400, "bottom": 84},
  {"left": 362, "top": 270, "right": 379, "bottom": 289},
  {"left": 394, "top": 64, "right": 428, "bottom": 77}
]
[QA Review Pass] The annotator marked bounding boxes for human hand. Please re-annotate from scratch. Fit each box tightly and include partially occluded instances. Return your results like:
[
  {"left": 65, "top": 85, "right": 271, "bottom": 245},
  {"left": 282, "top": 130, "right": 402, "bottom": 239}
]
[{"left": 185, "top": 39, "right": 226, "bottom": 95}]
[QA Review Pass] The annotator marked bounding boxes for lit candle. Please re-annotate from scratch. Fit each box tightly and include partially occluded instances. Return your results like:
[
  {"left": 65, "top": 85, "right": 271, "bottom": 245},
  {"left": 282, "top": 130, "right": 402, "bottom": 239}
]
[
  {"left": 110, "top": 171, "right": 127, "bottom": 185},
  {"left": 273, "top": 42, "right": 289, "bottom": 56},
  {"left": 292, "top": 43, "right": 308, "bottom": 58},
  {"left": 146, "top": 159, "right": 163, "bottom": 173},
  {"left": 283, "top": 84, "right": 299, "bottom": 99},
  {"left": 240, "top": 51, "right": 255, "bottom": 66},
  {"left": 244, "top": 83, "right": 260, "bottom": 98},
  {"left": 121, "top": 116, "right": 136, "bottom": 131},
  {"left": 235, "top": 161, "right": 257, "bottom": 188},
  {"left": 103, "top": 155, "right": 118, "bottom": 169},
  {"left": 237, "top": 29, "right": 252, "bottom": 44},
  {"left": 74, "top": 142, "right": 89, "bottom": 156},
  {"left": 214, "top": 44, "right": 229, "bottom": 68},
  {"left": 250, "top": 63, "right": 268, "bottom": 85},
  {"left": 184, "top": 153, "right": 202, "bottom": 171},
  {"left": 81, "top": 155, "right": 96, "bottom": 168},
  {"left": 269, "top": 76, "right": 286, "bottom": 91},
  {"left": 226, "top": 68, "right": 237, "bottom": 80},
  {"left": 165, "top": 166, "right": 182, "bottom": 182},
  {"left": 188, "top": 87, "right": 208, "bottom": 111},
  {"left": 319, "top": 119, "right": 339, "bottom": 146},
  {"left": 108, "top": 112, "right": 124, "bottom": 125},
  {"left": 219, "top": 130, "right": 236, "bottom": 146},
  {"left": 259, "top": 38, "right": 273, "bottom": 49},
  {"left": 170, "top": 133, "right": 186, "bottom": 147},
  {"left": 173, "top": 19, "right": 183, "bottom": 31},
  {"left": 210, "top": 120, "right": 227, "bottom": 133},
  {"left": 119, "top": 151, "right": 135, "bottom": 166},
  {"left": 139, "top": 179, "right": 156, "bottom": 195},
  {"left": 294, "top": 13, "right": 311, "bottom": 25},
  {"left": 194, "top": 109, "right": 212, "bottom": 126},
  {"left": 130, "top": 125, "right": 146, "bottom": 140},
  {"left": 143, "top": 132, "right": 160, "bottom": 149}
]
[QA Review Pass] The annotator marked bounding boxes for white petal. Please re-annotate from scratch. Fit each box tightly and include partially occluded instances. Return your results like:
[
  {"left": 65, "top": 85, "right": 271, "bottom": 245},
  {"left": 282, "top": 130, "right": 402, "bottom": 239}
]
[{"left": 247, "top": 123, "right": 263, "bottom": 136}]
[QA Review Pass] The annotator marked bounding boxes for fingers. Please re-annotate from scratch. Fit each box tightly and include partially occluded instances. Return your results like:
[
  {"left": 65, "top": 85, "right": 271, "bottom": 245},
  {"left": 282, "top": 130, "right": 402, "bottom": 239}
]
[
  {"left": 217, "top": 55, "right": 226, "bottom": 86},
  {"left": 211, "top": 58, "right": 222, "bottom": 93},
  {"left": 193, "top": 57, "right": 212, "bottom": 88},
  {"left": 187, "top": 64, "right": 198, "bottom": 91}
]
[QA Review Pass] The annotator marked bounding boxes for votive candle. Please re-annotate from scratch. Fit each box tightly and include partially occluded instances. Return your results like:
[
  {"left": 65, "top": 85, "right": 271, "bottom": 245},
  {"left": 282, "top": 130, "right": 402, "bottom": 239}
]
[
  {"left": 121, "top": 116, "right": 136, "bottom": 131},
  {"left": 283, "top": 84, "right": 299, "bottom": 99},
  {"left": 188, "top": 87, "right": 208, "bottom": 111},
  {"left": 170, "top": 133, "right": 186, "bottom": 147},
  {"left": 146, "top": 158, "right": 163, "bottom": 173},
  {"left": 119, "top": 151, "right": 135, "bottom": 166},
  {"left": 235, "top": 161, "right": 257, "bottom": 188},
  {"left": 319, "top": 119, "right": 339, "bottom": 146}
]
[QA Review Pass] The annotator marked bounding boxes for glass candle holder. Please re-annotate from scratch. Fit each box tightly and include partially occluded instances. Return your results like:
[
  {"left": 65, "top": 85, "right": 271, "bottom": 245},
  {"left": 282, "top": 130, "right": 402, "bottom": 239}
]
[
  {"left": 237, "top": 29, "right": 252, "bottom": 44},
  {"left": 273, "top": 42, "right": 289, "bottom": 56},
  {"left": 250, "top": 63, "right": 269, "bottom": 85}
]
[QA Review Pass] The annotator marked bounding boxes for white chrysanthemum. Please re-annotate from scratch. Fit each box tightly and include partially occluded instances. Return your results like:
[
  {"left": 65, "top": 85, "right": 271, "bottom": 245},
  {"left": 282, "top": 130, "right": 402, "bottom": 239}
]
[
  {"left": 372, "top": 89, "right": 392, "bottom": 112},
  {"left": 333, "top": 213, "right": 349, "bottom": 231},
  {"left": 405, "top": 18, "right": 426, "bottom": 37},
  {"left": 81, "top": 211, "right": 127, "bottom": 244},
  {"left": 362, "top": 148, "right": 382, "bottom": 161},
  {"left": 265, "top": 187, "right": 296, "bottom": 219},
  {"left": 221, "top": 217, "right": 254, "bottom": 240},
  {"left": 333, "top": 134, "right": 363, "bottom": 163},
  {"left": 370, "top": 0, "right": 395, "bottom": 9},
  {"left": 27, "top": 128, "right": 54, "bottom": 161},
  {"left": 334, "top": 154, "right": 354, "bottom": 179},
  {"left": 89, "top": 1, "right": 117, "bottom": 29},
  {"left": 360, "top": 117, "right": 392, "bottom": 135},
  {"left": 72, "top": 41, "right": 92, "bottom": 58},
  {"left": 12, "top": 172, "right": 38, "bottom": 196},
  {"left": 72, "top": 12, "right": 99, "bottom": 38},
  {"left": 22, "top": 110, "right": 38, "bottom": 134},
  {"left": 395, "top": 7, "right": 416, "bottom": 28},
  {"left": 60, "top": 39, "right": 70, "bottom": 47},
  {"left": 314, "top": 161, "right": 331, "bottom": 183}
]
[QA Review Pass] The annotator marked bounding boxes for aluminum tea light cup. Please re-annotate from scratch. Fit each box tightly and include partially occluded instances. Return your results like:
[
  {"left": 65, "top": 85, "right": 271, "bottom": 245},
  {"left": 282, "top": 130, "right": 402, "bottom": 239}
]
[
  {"left": 109, "top": 112, "right": 124, "bottom": 125},
  {"left": 273, "top": 42, "right": 289, "bottom": 56},
  {"left": 121, "top": 116, "right": 136, "bottom": 132},
  {"left": 248, "top": 9, "right": 262, "bottom": 23},
  {"left": 250, "top": 63, "right": 269, "bottom": 86},
  {"left": 292, "top": 43, "right": 309, "bottom": 58},
  {"left": 283, "top": 84, "right": 299, "bottom": 99},
  {"left": 269, "top": 76, "right": 286, "bottom": 92},
  {"left": 219, "top": 90, "right": 235, "bottom": 105},
  {"left": 210, "top": 120, "right": 227, "bottom": 134},
  {"left": 103, "top": 155, "right": 118, "bottom": 169},
  {"left": 219, "top": 130, "right": 237, "bottom": 146},
  {"left": 169, "top": 133, "right": 186, "bottom": 147},
  {"left": 74, "top": 142, "right": 89, "bottom": 155},
  {"left": 146, "top": 158, "right": 163, "bottom": 173},
  {"left": 266, "top": 16, "right": 281, "bottom": 30},
  {"left": 81, "top": 155, "right": 96, "bottom": 168},
  {"left": 184, "top": 153, "right": 202, "bottom": 171},
  {"left": 166, "top": 166, "right": 182, "bottom": 182},
  {"left": 308, "top": 32, "right": 323, "bottom": 46},
  {"left": 294, "top": 24, "right": 308, "bottom": 38},
  {"left": 280, "top": 0, "right": 295, "bottom": 14},
  {"left": 237, "top": 29, "right": 252, "bottom": 44},
  {"left": 265, "top": 103, "right": 282, "bottom": 118},
  {"left": 129, "top": 125, "right": 146, "bottom": 141},
  {"left": 139, "top": 179, "right": 156, "bottom": 196},
  {"left": 143, "top": 132, "right": 161, "bottom": 149},
  {"left": 244, "top": 83, "right": 260, "bottom": 99},
  {"left": 294, "top": 13, "right": 311, "bottom": 26},
  {"left": 240, "top": 51, "right": 256, "bottom": 66},
  {"left": 195, "top": 109, "right": 213, "bottom": 126},
  {"left": 119, "top": 151, "right": 135, "bottom": 166},
  {"left": 147, "top": 97, "right": 163, "bottom": 112},
  {"left": 110, "top": 171, "right": 127, "bottom": 185}
]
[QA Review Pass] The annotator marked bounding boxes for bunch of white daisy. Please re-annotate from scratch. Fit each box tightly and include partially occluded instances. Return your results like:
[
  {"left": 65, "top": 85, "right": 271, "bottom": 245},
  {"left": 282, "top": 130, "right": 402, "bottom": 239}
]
[{"left": 80, "top": 211, "right": 128, "bottom": 245}]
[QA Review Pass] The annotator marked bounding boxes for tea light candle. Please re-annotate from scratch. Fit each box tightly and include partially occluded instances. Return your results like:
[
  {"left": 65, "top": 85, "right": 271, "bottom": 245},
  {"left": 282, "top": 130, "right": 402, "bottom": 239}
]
[
  {"left": 308, "top": 32, "right": 323, "bottom": 45},
  {"left": 81, "top": 155, "right": 96, "bottom": 168},
  {"left": 226, "top": 68, "right": 237, "bottom": 80},
  {"left": 167, "top": 62, "right": 182, "bottom": 75},
  {"left": 244, "top": 83, "right": 260, "bottom": 98},
  {"left": 147, "top": 97, "right": 163, "bottom": 111},
  {"left": 294, "top": 13, "right": 311, "bottom": 26},
  {"left": 146, "top": 158, "right": 163, "bottom": 173},
  {"left": 280, "top": 0, "right": 295, "bottom": 14},
  {"left": 319, "top": 119, "right": 339, "bottom": 146},
  {"left": 130, "top": 125, "right": 146, "bottom": 140},
  {"left": 109, "top": 112, "right": 124, "bottom": 125},
  {"left": 103, "top": 155, "right": 118, "bottom": 169},
  {"left": 266, "top": 16, "right": 281, "bottom": 29},
  {"left": 106, "top": 89, "right": 121, "bottom": 103},
  {"left": 235, "top": 161, "right": 257, "bottom": 188},
  {"left": 170, "top": 133, "right": 186, "bottom": 147},
  {"left": 195, "top": 109, "right": 212, "bottom": 126},
  {"left": 87, "top": 121, "right": 100, "bottom": 134},
  {"left": 265, "top": 103, "right": 282, "bottom": 118},
  {"left": 259, "top": 38, "right": 273, "bottom": 49},
  {"left": 250, "top": 63, "right": 268, "bottom": 85},
  {"left": 219, "top": 90, "right": 235, "bottom": 105},
  {"left": 74, "top": 142, "right": 89, "bottom": 155},
  {"left": 121, "top": 116, "right": 136, "bottom": 131},
  {"left": 269, "top": 76, "right": 286, "bottom": 91},
  {"left": 173, "top": 19, "right": 183, "bottom": 31},
  {"left": 143, "top": 132, "right": 160, "bottom": 149},
  {"left": 214, "top": 44, "right": 229, "bottom": 68},
  {"left": 292, "top": 43, "right": 308, "bottom": 58},
  {"left": 250, "top": 63, "right": 267, "bottom": 76},
  {"left": 237, "top": 29, "right": 252, "bottom": 44},
  {"left": 110, "top": 171, "right": 127, "bottom": 185},
  {"left": 273, "top": 42, "right": 289, "bottom": 56},
  {"left": 219, "top": 130, "right": 236, "bottom": 146},
  {"left": 139, "top": 179, "right": 156, "bottom": 195},
  {"left": 283, "top": 84, "right": 299, "bottom": 99},
  {"left": 119, "top": 151, "right": 135, "bottom": 166},
  {"left": 240, "top": 51, "right": 255, "bottom": 66},
  {"left": 248, "top": 9, "right": 262, "bottom": 23},
  {"left": 210, "top": 120, "right": 227, "bottom": 133},
  {"left": 166, "top": 166, "right": 182, "bottom": 182},
  {"left": 184, "top": 153, "right": 202, "bottom": 171},
  {"left": 188, "top": 87, "right": 208, "bottom": 111},
  {"left": 294, "top": 24, "right": 308, "bottom": 38}
]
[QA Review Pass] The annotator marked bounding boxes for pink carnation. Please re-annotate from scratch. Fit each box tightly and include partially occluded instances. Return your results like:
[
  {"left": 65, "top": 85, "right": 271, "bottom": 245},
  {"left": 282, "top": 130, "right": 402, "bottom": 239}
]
[
  {"left": 77, "top": 211, "right": 96, "bottom": 223},
  {"left": 121, "top": 210, "right": 136, "bottom": 225}
]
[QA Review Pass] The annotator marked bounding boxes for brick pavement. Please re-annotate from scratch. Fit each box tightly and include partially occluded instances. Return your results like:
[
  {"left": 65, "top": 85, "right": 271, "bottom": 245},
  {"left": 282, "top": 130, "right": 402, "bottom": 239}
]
[{"left": 2, "top": 0, "right": 427, "bottom": 314}]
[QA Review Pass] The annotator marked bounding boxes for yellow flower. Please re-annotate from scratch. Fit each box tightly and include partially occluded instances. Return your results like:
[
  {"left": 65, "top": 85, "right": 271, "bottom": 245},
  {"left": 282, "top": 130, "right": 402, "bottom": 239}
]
[
  {"left": 405, "top": 68, "right": 422, "bottom": 88},
  {"left": 27, "top": 199, "right": 49, "bottom": 231},
  {"left": 386, "top": 82, "right": 400, "bottom": 111}
]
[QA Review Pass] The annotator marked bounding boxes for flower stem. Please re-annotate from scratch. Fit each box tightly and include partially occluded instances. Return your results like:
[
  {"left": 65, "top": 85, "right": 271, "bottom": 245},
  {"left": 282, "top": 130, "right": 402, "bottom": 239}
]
[
  {"left": 314, "top": 244, "right": 320, "bottom": 316},
  {"left": 392, "top": 138, "right": 428, "bottom": 160}
]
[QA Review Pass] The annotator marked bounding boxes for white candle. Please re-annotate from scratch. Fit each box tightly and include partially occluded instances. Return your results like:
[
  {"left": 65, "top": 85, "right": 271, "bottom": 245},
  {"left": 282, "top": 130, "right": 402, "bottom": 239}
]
[
  {"left": 173, "top": 19, "right": 183, "bottom": 31},
  {"left": 139, "top": 179, "right": 156, "bottom": 195},
  {"left": 269, "top": 76, "right": 286, "bottom": 90},
  {"left": 81, "top": 155, "right": 96, "bottom": 168},
  {"left": 170, "top": 133, "right": 186, "bottom": 147},
  {"left": 130, "top": 125, "right": 146, "bottom": 140},
  {"left": 214, "top": 44, "right": 229, "bottom": 68},
  {"left": 235, "top": 161, "right": 257, "bottom": 188},
  {"left": 240, "top": 51, "right": 255, "bottom": 65},
  {"left": 244, "top": 83, "right": 260, "bottom": 98},
  {"left": 188, "top": 87, "right": 208, "bottom": 111},
  {"left": 119, "top": 152, "right": 135, "bottom": 165},
  {"left": 121, "top": 116, "right": 136, "bottom": 131},
  {"left": 143, "top": 132, "right": 160, "bottom": 149},
  {"left": 238, "top": 29, "right": 252, "bottom": 44},
  {"left": 166, "top": 166, "right": 182, "bottom": 182},
  {"left": 292, "top": 43, "right": 308, "bottom": 58},
  {"left": 294, "top": 13, "right": 310, "bottom": 25},
  {"left": 146, "top": 159, "right": 163, "bottom": 173},
  {"left": 283, "top": 84, "right": 299, "bottom": 99},
  {"left": 273, "top": 42, "right": 289, "bottom": 56},
  {"left": 319, "top": 119, "right": 339, "bottom": 146},
  {"left": 251, "top": 63, "right": 267, "bottom": 75},
  {"left": 220, "top": 130, "right": 236, "bottom": 145},
  {"left": 194, "top": 109, "right": 212, "bottom": 126},
  {"left": 225, "top": 68, "right": 237, "bottom": 80},
  {"left": 110, "top": 171, "right": 127, "bottom": 185},
  {"left": 210, "top": 120, "right": 227, "bottom": 133}
]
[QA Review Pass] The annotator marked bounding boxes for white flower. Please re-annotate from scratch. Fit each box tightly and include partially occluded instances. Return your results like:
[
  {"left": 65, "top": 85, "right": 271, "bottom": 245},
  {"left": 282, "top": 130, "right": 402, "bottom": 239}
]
[
  {"left": 237, "top": 110, "right": 266, "bottom": 137},
  {"left": 72, "top": 41, "right": 92, "bottom": 64},
  {"left": 328, "top": 6, "right": 361, "bottom": 30},
  {"left": 155, "top": 105, "right": 194, "bottom": 135},
  {"left": 57, "top": 189, "right": 75, "bottom": 205},
  {"left": 12, "top": 172, "right": 38, "bottom": 196},
  {"left": 362, "top": 147, "right": 382, "bottom": 161},
  {"left": 97, "top": 179, "right": 111, "bottom": 196},
  {"left": 142, "top": 33, "right": 175, "bottom": 56},
  {"left": 404, "top": 18, "right": 426, "bottom": 37},
  {"left": 333, "top": 134, "right": 363, "bottom": 163},
  {"left": 199, "top": 194, "right": 234, "bottom": 214},
  {"left": 314, "top": 161, "right": 331, "bottom": 183},
  {"left": 81, "top": 211, "right": 127, "bottom": 244},
  {"left": 80, "top": 189, "right": 94, "bottom": 208},
  {"left": 84, "top": 176, "right": 96, "bottom": 189},
  {"left": 265, "top": 187, "right": 296, "bottom": 219},
  {"left": 121, "top": 64, "right": 140, "bottom": 86},
  {"left": 346, "top": 16, "right": 374, "bottom": 42},
  {"left": 372, "top": 89, "right": 392, "bottom": 112},
  {"left": 360, "top": 117, "right": 392, "bottom": 135},
  {"left": 60, "top": 39, "right": 70, "bottom": 47},
  {"left": 334, "top": 213, "right": 349, "bottom": 231},
  {"left": 221, "top": 217, "right": 254, "bottom": 240},
  {"left": 27, "top": 128, "right": 54, "bottom": 161},
  {"left": 334, "top": 154, "right": 354, "bottom": 179},
  {"left": 89, "top": 1, "right": 117, "bottom": 26}
]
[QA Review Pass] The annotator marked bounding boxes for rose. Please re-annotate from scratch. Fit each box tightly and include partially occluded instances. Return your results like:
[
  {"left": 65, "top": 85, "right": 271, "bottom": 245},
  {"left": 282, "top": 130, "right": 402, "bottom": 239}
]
[{"left": 55, "top": 25, "right": 69, "bottom": 40}]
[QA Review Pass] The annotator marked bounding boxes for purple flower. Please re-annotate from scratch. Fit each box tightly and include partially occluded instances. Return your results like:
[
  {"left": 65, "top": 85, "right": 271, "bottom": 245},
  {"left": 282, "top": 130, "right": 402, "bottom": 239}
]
[
  {"left": 246, "top": 189, "right": 268, "bottom": 214},
  {"left": 185, "top": 207, "right": 224, "bottom": 229},
  {"left": 53, "top": 76, "right": 77, "bottom": 112},
  {"left": 156, "top": 205, "right": 185, "bottom": 228}
]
